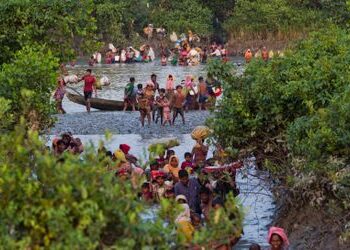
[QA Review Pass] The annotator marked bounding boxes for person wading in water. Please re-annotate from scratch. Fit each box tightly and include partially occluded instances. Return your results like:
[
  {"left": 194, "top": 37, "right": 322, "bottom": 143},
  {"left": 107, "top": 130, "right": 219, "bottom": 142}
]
[{"left": 78, "top": 69, "right": 97, "bottom": 113}]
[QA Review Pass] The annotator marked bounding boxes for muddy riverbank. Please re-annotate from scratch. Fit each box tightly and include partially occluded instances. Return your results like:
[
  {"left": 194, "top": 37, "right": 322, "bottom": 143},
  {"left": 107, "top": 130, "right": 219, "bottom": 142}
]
[{"left": 49, "top": 110, "right": 211, "bottom": 136}]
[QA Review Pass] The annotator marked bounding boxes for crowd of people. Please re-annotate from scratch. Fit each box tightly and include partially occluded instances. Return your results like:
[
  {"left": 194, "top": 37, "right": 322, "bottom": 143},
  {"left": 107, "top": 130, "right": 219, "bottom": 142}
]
[
  {"left": 51, "top": 132, "right": 84, "bottom": 156},
  {"left": 244, "top": 46, "right": 284, "bottom": 63},
  {"left": 90, "top": 44, "right": 156, "bottom": 65},
  {"left": 122, "top": 73, "right": 222, "bottom": 126},
  {"left": 50, "top": 130, "right": 290, "bottom": 249},
  {"left": 87, "top": 41, "right": 230, "bottom": 67}
]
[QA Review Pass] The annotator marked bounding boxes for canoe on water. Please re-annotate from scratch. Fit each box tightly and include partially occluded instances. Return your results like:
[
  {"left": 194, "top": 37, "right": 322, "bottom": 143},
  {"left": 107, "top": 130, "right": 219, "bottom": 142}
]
[
  {"left": 66, "top": 92, "right": 127, "bottom": 111},
  {"left": 66, "top": 92, "right": 215, "bottom": 111}
]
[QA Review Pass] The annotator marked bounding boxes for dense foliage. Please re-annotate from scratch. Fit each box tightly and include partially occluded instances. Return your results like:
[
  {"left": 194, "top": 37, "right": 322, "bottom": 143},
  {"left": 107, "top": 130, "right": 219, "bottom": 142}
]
[
  {"left": 224, "top": 0, "right": 349, "bottom": 41},
  {"left": 0, "top": 46, "right": 58, "bottom": 130},
  {"left": 150, "top": 0, "right": 213, "bottom": 37},
  {"left": 0, "top": 0, "right": 98, "bottom": 63},
  {"left": 208, "top": 27, "right": 350, "bottom": 211},
  {"left": 0, "top": 123, "right": 243, "bottom": 248}
]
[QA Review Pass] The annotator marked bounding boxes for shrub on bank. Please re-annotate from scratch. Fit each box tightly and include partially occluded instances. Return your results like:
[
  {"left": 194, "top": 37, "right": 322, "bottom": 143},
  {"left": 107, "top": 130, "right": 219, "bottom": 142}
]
[
  {"left": 0, "top": 122, "right": 243, "bottom": 248},
  {"left": 208, "top": 27, "right": 350, "bottom": 212},
  {"left": 0, "top": 45, "right": 58, "bottom": 130}
]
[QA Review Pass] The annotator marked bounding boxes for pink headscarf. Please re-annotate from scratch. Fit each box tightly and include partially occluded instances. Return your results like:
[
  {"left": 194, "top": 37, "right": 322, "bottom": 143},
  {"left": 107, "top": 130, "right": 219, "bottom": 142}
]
[
  {"left": 166, "top": 78, "right": 174, "bottom": 90},
  {"left": 185, "top": 75, "right": 193, "bottom": 88},
  {"left": 268, "top": 227, "right": 290, "bottom": 247}
]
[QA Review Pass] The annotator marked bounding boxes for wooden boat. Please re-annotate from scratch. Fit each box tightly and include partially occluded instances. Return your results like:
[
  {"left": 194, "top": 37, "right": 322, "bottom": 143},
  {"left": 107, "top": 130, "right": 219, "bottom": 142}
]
[
  {"left": 66, "top": 92, "right": 215, "bottom": 111},
  {"left": 66, "top": 92, "right": 126, "bottom": 111}
]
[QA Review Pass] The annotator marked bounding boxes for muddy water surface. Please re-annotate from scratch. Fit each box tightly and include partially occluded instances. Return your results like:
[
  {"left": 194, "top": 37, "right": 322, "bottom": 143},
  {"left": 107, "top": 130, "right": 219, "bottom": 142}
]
[{"left": 53, "top": 60, "right": 274, "bottom": 248}]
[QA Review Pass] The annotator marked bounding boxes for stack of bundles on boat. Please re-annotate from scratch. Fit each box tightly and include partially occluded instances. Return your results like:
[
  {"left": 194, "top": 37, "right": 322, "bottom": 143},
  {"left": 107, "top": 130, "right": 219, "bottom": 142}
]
[{"left": 64, "top": 75, "right": 78, "bottom": 84}]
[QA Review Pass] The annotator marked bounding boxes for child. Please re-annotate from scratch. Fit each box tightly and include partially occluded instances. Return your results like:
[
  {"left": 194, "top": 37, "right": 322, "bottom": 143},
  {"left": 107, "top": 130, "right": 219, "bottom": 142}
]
[
  {"left": 191, "top": 213, "right": 202, "bottom": 230},
  {"left": 175, "top": 195, "right": 195, "bottom": 243},
  {"left": 164, "top": 187, "right": 175, "bottom": 199},
  {"left": 172, "top": 85, "right": 186, "bottom": 125},
  {"left": 149, "top": 160, "right": 160, "bottom": 181},
  {"left": 249, "top": 244, "right": 261, "bottom": 250},
  {"left": 152, "top": 171, "right": 166, "bottom": 201},
  {"left": 161, "top": 55, "right": 167, "bottom": 66},
  {"left": 162, "top": 97, "right": 172, "bottom": 126},
  {"left": 140, "top": 182, "right": 153, "bottom": 203},
  {"left": 184, "top": 75, "right": 195, "bottom": 112},
  {"left": 136, "top": 83, "right": 144, "bottom": 98},
  {"left": 156, "top": 150, "right": 166, "bottom": 168},
  {"left": 165, "top": 149, "right": 175, "bottom": 165},
  {"left": 267, "top": 227, "right": 289, "bottom": 250},
  {"left": 166, "top": 75, "right": 174, "bottom": 93},
  {"left": 155, "top": 88, "right": 166, "bottom": 124},
  {"left": 181, "top": 152, "right": 194, "bottom": 172},
  {"left": 163, "top": 155, "right": 180, "bottom": 182},
  {"left": 123, "top": 77, "right": 136, "bottom": 111},
  {"left": 53, "top": 77, "right": 66, "bottom": 114}
]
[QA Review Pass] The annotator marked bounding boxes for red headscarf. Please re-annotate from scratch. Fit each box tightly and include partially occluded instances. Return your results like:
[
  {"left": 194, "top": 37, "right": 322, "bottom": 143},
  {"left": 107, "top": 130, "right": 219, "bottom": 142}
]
[{"left": 119, "top": 144, "right": 131, "bottom": 155}]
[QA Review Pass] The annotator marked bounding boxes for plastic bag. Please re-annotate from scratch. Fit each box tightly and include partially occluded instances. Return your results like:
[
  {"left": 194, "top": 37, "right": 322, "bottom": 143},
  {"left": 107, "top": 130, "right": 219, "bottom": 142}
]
[{"left": 100, "top": 76, "right": 110, "bottom": 86}]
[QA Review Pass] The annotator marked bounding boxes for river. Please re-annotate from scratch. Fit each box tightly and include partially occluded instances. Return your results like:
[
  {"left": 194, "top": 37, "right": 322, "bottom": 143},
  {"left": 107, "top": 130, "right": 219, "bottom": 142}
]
[{"left": 53, "top": 59, "right": 275, "bottom": 248}]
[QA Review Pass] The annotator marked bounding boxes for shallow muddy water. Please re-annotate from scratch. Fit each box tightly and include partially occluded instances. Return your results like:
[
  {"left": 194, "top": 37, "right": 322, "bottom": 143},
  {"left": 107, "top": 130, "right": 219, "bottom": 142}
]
[
  {"left": 62, "top": 58, "right": 244, "bottom": 113},
  {"left": 52, "top": 60, "right": 274, "bottom": 248},
  {"left": 47, "top": 134, "right": 275, "bottom": 248}
]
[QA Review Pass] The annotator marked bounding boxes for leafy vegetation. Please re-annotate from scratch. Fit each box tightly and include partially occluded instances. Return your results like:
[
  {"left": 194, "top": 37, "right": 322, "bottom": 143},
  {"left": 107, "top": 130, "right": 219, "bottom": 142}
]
[
  {"left": 0, "top": 0, "right": 98, "bottom": 63},
  {"left": 150, "top": 0, "right": 213, "bottom": 37},
  {"left": 208, "top": 27, "right": 350, "bottom": 213},
  {"left": 0, "top": 45, "right": 58, "bottom": 130},
  {"left": 0, "top": 122, "right": 243, "bottom": 248}
]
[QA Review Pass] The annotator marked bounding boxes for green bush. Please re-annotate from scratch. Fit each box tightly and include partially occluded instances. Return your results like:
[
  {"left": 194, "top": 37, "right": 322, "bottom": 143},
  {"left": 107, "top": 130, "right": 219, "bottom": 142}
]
[
  {"left": 0, "top": 0, "right": 98, "bottom": 63},
  {"left": 150, "top": 0, "right": 213, "bottom": 37},
  {"left": 224, "top": 0, "right": 324, "bottom": 40},
  {"left": 0, "top": 45, "right": 58, "bottom": 130},
  {"left": 0, "top": 121, "right": 243, "bottom": 248},
  {"left": 208, "top": 27, "right": 350, "bottom": 209}
]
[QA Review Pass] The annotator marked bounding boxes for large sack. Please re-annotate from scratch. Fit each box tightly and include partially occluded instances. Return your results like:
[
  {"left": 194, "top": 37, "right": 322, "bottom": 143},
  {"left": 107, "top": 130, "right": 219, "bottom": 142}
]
[
  {"left": 63, "top": 75, "right": 78, "bottom": 84},
  {"left": 100, "top": 76, "right": 110, "bottom": 86},
  {"left": 108, "top": 43, "right": 117, "bottom": 53},
  {"left": 170, "top": 32, "right": 178, "bottom": 42},
  {"left": 191, "top": 126, "right": 211, "bottom": 140}
]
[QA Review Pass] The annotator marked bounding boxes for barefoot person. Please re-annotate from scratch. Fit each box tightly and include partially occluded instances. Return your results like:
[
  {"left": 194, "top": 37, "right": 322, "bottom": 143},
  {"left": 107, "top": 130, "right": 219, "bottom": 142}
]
[
  {"left": 137, "top": 93, "right": 151, "bottom": 127},
  {"left": 172, "top": 85, "right": 186, "bottom": 125},
  {"left": 78, "top": 69, "right": 97, "bottom": 113},
  {"left": 53, "top": 77, "right": 66, "bottom": 114},
  {"left": 123, "top": 77, "right": 136, "bottom": 111}
]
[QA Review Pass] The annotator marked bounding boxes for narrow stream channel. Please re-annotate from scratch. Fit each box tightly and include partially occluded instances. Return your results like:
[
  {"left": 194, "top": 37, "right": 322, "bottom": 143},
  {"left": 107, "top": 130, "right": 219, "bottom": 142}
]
[{"left": 51, "top": 60, "right": 275, "bottom": 248}]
